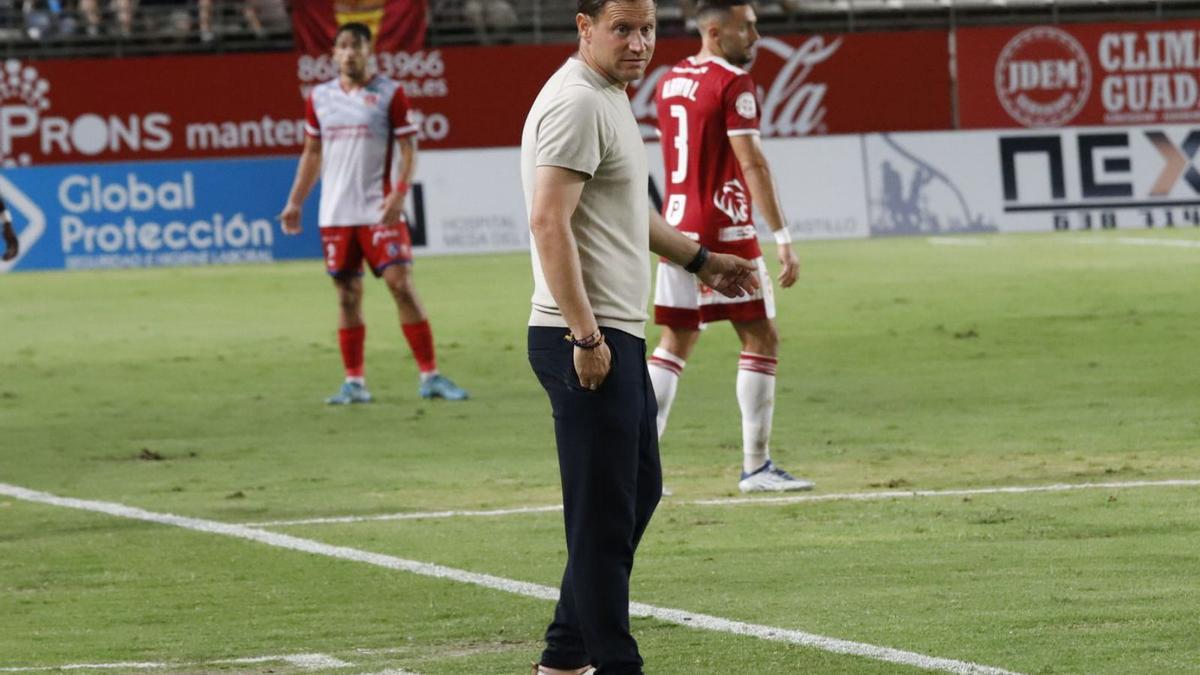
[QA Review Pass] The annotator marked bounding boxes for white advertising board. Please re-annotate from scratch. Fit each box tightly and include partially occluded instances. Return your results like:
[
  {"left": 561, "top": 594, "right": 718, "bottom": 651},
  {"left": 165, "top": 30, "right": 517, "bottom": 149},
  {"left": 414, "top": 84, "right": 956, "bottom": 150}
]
[
  {"left": 409, "top": 122, "right": 1200, "bottom": 258},
  {"left": 415, "top": 147, "right": 529, "bottom": 256},
  {"left": 862, "top": 124, "right": 1200, "bottom": 234}
]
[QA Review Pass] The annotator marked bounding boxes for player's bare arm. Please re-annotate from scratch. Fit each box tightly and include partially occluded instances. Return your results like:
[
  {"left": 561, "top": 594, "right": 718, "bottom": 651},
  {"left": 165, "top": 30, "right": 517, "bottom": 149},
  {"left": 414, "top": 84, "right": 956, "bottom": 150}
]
[
  {"left": 649, "top": 207, "right": 758, "bottom": 298},
  {"left": 381, "top": 136, "right": 417, "bottom": 226},
  {"left": 729, "top": 133, "right": 799, "bottom": 288},
  {"left": 529, "top": 165, "right": 611, "bottom": 390},
  {"left": 280, "top": 135, "right": 323, "bottom": 235}
]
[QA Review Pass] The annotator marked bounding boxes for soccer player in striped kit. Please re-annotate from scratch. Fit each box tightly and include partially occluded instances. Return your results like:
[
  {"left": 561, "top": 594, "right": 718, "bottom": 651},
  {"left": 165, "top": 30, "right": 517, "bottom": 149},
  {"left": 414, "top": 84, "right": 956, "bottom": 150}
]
[
  {"left": 649, "top": 0, "right": 811, "bottom": 492},
  {"left": 280, "top": 22, "right": 467, "bottom": 404}
]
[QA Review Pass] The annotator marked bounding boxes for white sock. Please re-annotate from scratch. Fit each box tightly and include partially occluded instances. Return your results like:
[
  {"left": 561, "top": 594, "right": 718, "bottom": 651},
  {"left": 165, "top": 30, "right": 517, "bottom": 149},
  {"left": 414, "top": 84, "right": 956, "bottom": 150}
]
[
  {"left": 345, "top": 376, "right": 365, "bottom": 386},
  {"left": 737, "top": 352, "right": 778, "bottom": 473},
  {"left": 419, "top": 370, "right": 439, "bottom": 383},
  {"left": 648, "top": 347, "right": 686, "bottom": 438}
]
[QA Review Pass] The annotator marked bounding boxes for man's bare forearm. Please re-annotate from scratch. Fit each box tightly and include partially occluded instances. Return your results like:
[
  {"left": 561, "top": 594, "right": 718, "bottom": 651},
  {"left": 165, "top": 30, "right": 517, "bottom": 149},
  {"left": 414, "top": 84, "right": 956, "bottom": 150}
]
[
  {"left": 649, "top": 207, "right": 702, "bottom": 266},
  {"left": 396, "top": 136, "right": 417, "bottom": 186},
  {"left": 287, "top": 145, "right": 322, "bottom": 206},
  {"left": 531, "top": 218, "right": 598, "bottom": 336},
  {"left": 742, "top": 163, "right": 787, "bottom": 234},
  {"left": 530, "top": 166, "right": 598, "bottom": 337}
]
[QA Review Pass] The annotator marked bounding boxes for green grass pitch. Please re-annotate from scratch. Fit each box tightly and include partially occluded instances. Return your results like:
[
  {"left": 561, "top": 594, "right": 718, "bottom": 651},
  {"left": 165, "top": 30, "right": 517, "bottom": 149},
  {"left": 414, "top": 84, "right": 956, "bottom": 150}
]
[{"left": 1, "top": 229, "right": 1199, "bottom": 674}]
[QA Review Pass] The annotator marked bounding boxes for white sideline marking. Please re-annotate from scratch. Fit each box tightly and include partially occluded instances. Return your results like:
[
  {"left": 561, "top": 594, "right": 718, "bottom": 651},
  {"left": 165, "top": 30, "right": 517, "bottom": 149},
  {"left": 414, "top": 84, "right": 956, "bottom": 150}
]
[
  {"left": 217, "top": 653, "right": 352, "bottom": 669},
  {"left": 240, "top": 479, "right": 1200, "bottom": 526},
  {"left": 1114, "top": 237, "right": 1200, "bottom": 249},
  {"left": 0, "top": 483, "right": 1016, "bottom": 675},
  {"left": 242, "top": 504, "right": 564, "bottom": 527},
  {"left": 927, "top": 237, "right": 986, "bottom": 246},
  {"left": 0, "top": 652, "right": 357, "bottom": 672},
  {"left": 690, "top": 479, "right": 1200, "bottom": 506},
  {"left": 0, "top": 663, "right": 167, "bottom": 672}
]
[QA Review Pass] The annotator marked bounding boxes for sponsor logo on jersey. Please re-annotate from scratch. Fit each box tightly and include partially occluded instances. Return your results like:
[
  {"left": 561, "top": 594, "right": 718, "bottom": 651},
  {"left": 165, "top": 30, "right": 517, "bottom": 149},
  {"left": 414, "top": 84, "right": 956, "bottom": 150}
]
[
  {"left": 665, "top": 194, "right": 687, "bottom": 226},
  {"left": 995, "top": 27, "right": 1092, "bottom": 127},
  {"left": 718, "top": 224, "right": 757, "bottom": 241}
]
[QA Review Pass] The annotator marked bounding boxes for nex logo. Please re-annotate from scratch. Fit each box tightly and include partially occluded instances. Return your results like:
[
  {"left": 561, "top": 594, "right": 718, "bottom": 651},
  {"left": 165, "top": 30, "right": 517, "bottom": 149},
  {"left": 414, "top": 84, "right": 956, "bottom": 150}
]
[
  {"left": 0, "top": 173, "right": 45, "bottom": 272},
  {"left": 1000, "top": 131, "right": 1200, "bottom": 203}
]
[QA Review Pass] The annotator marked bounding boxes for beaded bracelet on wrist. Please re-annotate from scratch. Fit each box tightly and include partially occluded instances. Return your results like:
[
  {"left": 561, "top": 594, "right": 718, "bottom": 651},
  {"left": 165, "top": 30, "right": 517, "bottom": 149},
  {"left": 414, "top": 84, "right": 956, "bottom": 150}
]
[{"left": 564, "top": 330, "right": 605, "bottom": 350}]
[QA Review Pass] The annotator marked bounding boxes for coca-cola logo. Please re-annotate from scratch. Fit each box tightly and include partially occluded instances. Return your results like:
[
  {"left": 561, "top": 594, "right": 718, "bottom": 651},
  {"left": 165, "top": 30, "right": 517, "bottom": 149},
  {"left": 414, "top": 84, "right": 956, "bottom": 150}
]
[
  {"left": 631, "top": 36, "right": 841, "bottom": 138},
  {"left": 995, "top": 27, "right": 1092, "bottom": 127}
]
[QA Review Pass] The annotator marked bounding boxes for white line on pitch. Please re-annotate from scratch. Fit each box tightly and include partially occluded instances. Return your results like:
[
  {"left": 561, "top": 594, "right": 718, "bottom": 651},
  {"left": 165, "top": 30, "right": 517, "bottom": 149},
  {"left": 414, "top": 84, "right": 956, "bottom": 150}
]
[
  {"left": 1074, "top": 237, "right": 1200, "bottom": 249},
  {"left": 1115, "top": 237, "right": 1200, "bottom": 249},
  {"left": 689, "top": 478, "right": 1200, "bottom": 506},
  {"left": 239, "top": 478, "right": 1200, "bottom": 527},
  {"left": 0, "top": 652, "right": 360, "bottom": 672},
  {"left": 927, "top": 237, "right": 987, "bottom": 246},
  {"left": 241, "top": 504, "right": 564, "bottom": 527},
  {"left": 0, "top": 483, "right": 1017, "bottom": 675}
]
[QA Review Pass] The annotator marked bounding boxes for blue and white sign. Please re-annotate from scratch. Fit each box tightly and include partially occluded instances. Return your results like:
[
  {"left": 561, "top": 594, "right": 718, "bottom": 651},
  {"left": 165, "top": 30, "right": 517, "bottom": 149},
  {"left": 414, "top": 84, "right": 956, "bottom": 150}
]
[{"left": 0, "top": 157, "right": 321, "bottom": 273}]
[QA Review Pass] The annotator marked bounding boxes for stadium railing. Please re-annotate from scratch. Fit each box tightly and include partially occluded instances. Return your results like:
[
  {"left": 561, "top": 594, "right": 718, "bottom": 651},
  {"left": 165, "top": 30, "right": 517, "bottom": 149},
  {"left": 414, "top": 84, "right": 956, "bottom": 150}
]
[{"left": 0, "top": 1, "right": 293, "bottom": 58}]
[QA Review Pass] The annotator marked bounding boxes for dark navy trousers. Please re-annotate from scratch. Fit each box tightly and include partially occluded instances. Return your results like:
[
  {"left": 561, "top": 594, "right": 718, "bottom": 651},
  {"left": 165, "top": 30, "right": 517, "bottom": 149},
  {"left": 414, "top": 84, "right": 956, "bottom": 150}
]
[{"left": 528, "top": 326, "right": 662, "bottom": 675}]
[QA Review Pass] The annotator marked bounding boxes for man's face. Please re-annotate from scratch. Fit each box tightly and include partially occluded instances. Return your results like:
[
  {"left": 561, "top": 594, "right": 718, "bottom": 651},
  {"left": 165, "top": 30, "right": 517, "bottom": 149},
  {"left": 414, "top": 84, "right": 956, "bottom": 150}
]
[
  {"left": 713, "top": 5, "right": 759, "bottom": 67},
  {"left": 578, "top": 0, "right": 657, "bottom": 85},
  {"left": 333, "top": 30, "right": 371, "bottom": 80}
]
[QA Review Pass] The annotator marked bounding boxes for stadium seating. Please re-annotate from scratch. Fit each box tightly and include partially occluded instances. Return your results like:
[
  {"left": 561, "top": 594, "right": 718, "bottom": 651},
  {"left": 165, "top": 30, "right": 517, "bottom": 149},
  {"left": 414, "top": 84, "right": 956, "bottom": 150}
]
[{"left": 1, "top": 0, "right": 1199, "bottom": 57}]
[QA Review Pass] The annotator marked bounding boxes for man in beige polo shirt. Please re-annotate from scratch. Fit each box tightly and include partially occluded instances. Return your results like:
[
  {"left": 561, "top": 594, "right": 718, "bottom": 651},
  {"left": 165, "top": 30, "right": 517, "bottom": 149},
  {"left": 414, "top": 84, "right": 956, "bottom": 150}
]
[{"left": 521, "top": 1, "right": 759, "bottom": 672}]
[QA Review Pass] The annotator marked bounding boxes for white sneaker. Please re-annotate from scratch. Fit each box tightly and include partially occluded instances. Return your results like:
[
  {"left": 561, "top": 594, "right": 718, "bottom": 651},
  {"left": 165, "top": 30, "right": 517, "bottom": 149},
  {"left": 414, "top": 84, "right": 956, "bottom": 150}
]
[{"left": 738, "top": 460, "right": 815, "bottom": 493}]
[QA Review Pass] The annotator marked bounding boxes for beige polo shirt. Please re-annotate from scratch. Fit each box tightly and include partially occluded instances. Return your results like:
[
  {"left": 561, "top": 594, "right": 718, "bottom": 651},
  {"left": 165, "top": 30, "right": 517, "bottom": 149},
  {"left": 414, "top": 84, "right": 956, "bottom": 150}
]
[{"left": 520, "top": 57, "right": 650, "bottom": 339}]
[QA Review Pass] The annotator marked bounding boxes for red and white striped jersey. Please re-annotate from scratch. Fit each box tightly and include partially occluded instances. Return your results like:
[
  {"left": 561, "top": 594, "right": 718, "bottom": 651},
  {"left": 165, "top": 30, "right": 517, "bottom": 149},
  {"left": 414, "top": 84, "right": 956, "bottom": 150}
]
[
  {"left": 305, "top": 75, "right": 417, "bottom": 228},
  {"left": 655, "top": 56, "right": 762, "bottom": 259}
]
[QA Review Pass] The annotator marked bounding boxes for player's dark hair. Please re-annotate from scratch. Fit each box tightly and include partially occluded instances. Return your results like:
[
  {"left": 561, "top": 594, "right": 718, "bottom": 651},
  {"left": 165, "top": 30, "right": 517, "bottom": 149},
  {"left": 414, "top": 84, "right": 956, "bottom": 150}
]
[
  {"left": 577, "top": 0, "right": 656, "bottom": 18},
  {"left": 695, "top": 0, "right": 751, "bottom": 21},
  {"left": 334, "top": 22, "right": 372, "bottom": 44}
]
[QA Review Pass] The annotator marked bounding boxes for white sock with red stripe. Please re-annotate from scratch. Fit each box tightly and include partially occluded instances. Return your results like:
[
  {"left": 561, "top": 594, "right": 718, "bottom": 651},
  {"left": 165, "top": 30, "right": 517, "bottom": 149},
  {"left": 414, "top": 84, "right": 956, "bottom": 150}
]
[
  {"left": 648, "top": 347, "right": 686, "bottom": 438},
  {"left": 737, "top": 352, "right": 778, "bottom": 473}
]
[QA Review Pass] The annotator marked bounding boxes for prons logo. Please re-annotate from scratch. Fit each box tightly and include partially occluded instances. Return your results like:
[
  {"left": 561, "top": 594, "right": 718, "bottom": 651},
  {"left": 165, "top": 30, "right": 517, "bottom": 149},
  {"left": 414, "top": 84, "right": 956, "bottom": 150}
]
[
  {"left": 995, "top": 27, "right": 1092, "bottom": 128},
  {"left": 632, "top": 36, "right": 841, "bottom": 139},
  {"left": 0, "top": 59, "right": 172, "bottom": 166},
  {"left": 0, "top": 60, "right": 51, "bottom": 166}
]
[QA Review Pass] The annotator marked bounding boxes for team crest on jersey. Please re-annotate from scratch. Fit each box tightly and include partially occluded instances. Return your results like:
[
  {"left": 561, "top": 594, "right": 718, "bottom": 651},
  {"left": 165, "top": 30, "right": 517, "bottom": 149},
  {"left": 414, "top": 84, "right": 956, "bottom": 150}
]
[
  {"left": 713, "top": 179, "right": 750, "bottom": 224},
  {"left": 735, "top": 92, "right": 757, "bottom": 120}
]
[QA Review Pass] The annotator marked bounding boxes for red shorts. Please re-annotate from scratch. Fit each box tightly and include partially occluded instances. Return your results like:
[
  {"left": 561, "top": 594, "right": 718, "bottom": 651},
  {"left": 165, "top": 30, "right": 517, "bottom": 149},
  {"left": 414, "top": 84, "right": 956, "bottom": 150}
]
[
  {"left": 653, "top": 257, "right": 775, "bottom": 329},
  {"left": 320, "top": 223, "right": 413, "bottom": 277}
]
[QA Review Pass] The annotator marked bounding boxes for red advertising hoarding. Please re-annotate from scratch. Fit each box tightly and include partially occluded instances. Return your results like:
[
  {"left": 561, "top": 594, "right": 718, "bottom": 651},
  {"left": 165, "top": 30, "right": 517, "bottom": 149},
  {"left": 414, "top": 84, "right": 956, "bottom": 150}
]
[
  {"left": 0, "top": 29, "right": 949, "bottom": 168},
  {"left": 958, "top": 21, "right": 1200, "bottom": 129}
]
